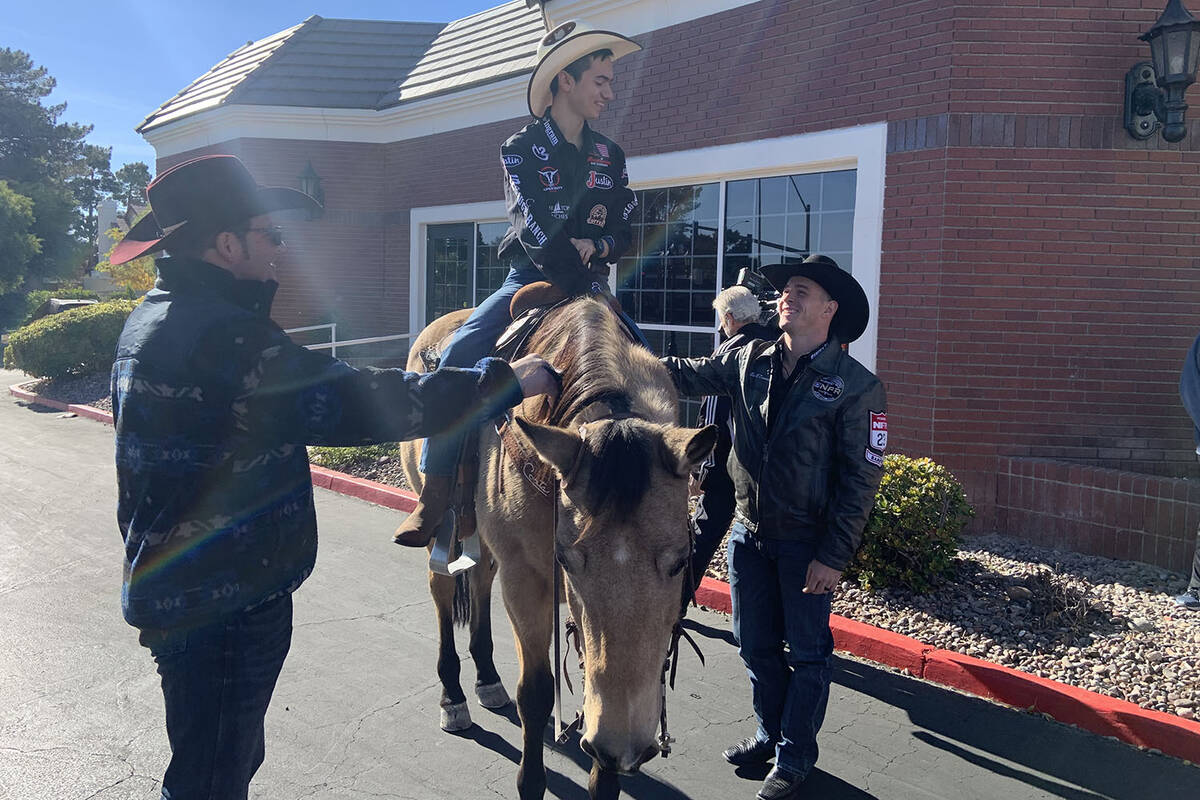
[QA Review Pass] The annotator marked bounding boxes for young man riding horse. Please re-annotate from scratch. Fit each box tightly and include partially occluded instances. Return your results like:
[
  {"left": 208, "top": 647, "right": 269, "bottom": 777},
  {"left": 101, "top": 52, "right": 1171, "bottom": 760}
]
[{"left": 395, "top": 20, "right": 645, "bottom": 548}]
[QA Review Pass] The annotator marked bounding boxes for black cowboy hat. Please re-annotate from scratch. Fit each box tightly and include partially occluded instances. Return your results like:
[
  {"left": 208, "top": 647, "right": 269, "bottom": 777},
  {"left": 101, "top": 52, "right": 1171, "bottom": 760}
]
[
  {"left": 761, "top": 254, "right": 869, "bottom": 343},
  {"left": 110, "top": 154, "right": 322, "bottom": 265}
]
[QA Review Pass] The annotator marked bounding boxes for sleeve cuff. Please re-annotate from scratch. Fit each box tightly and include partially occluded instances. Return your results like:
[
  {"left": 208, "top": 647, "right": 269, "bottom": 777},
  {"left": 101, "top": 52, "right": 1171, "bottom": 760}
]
[{"left": 475, "top": 357, "right": 524, "bottom": 414}]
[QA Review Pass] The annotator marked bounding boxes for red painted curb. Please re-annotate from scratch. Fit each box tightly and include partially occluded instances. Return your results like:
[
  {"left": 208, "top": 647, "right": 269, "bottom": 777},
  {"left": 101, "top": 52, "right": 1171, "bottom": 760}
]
[
  {"left": 10, "top": 381, "right": 1198, "bottom": 764},
  {"left": 10, "top": 383, "right": 114, "bottom": 424},
  {"left": 831, "top": 615, "right": 929, "bottom": 677},
  {"left": 309, "top": 465, "right": 417, "bottom": 512}
]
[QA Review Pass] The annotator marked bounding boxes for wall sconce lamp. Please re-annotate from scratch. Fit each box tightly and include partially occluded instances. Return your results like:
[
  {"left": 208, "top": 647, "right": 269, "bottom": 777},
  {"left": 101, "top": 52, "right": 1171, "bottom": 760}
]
[
  {"left": 1125, "top": 0, "right": 1200, "bottom": 143},
  {"left": 298, "top": 161, "right": 325, "bottom": 214}
]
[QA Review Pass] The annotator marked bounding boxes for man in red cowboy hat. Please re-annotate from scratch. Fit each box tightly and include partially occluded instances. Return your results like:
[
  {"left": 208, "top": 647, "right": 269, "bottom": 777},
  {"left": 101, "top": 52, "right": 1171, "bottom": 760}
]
[
  {"left": 662, "top": 254, "right": 887, "bottom": 800},
  {"left": 109, "top": 154, "right": 556, "bottom": 798},
  {"left": 395, "top": 18, "right": 644, "bottom": 547}
]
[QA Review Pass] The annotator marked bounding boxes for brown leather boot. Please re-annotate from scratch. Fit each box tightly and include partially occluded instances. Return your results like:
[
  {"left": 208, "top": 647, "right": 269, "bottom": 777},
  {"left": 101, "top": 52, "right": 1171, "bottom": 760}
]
[{"left": 393, "top": 474, "right": 454, "bottom": 548}]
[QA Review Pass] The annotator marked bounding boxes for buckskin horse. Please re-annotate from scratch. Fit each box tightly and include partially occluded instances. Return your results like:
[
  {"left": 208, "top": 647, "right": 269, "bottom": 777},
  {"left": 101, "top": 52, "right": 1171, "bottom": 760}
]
[{"left": 397, "top": 293, "right": 716, "bottom": 799}]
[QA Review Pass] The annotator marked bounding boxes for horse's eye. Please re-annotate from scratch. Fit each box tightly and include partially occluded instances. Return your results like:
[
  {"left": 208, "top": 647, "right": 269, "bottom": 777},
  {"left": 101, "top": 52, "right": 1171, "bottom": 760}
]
[{"left": 667, "top": 557, "right": 689, "bottom": 578}]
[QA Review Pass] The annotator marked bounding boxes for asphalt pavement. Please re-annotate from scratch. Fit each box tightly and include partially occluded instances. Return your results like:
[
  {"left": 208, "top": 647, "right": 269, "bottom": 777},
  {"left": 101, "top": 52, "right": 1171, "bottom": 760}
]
[{"left": 2, "top": 367, "right": 1197, "bottom": 799}]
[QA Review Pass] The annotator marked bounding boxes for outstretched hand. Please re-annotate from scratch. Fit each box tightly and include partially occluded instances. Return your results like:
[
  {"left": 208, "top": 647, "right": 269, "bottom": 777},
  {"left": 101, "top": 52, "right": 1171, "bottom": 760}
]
[{"left": 510, "top": 354, "right": 561, "bottom": 401}]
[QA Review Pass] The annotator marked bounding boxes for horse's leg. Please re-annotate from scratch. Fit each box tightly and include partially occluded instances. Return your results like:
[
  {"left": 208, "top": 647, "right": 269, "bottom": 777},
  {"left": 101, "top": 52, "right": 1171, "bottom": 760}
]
[
  {"left": 429, "top": 569, "right": 471, "bottom": 731},
  {"left": 503, "top": 570, "right": 555, "bottom": 800},
  {"left": 588, "top": 762, "right": 622, "bottom": 800},
  {"left": 470, "top": 554, "right": 509, "bottom": 708}
]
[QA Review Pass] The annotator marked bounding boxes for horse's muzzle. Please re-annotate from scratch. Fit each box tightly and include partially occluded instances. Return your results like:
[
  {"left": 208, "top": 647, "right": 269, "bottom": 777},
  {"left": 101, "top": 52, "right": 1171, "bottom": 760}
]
[{"left": 581, "top": 739, "right": 661, "bottom": 775}]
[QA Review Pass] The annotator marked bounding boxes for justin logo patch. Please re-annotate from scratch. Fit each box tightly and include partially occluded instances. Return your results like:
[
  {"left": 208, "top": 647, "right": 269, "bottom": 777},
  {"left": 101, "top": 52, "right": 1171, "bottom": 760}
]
[
  {"left": 870, "top": 411, "right": 888, "bottom": 450},
  {"left": 864, "top": 447, "right": 884, "bottom": 467},
  {"left": 587, "top": 203, "right": 607, "bottom": 227},
  {"left": 811, "top": 375, "right": 844, "bottom": 402}
]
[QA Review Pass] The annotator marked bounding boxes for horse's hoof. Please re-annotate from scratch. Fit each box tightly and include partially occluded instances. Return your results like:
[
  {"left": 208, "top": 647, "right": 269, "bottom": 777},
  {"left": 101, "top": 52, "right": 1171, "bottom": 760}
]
[
  {"left": 476, "top": 681, "right": 511, "bottom": 709},
  {"left": 440, "top": 701, "right": 472, "bottom": 731}
]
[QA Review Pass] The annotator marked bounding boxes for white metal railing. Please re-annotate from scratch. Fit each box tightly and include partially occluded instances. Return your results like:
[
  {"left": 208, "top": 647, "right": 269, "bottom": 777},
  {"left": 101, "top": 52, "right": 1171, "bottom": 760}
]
[
  {"left": 304, "top": 332, "right": 414, "bottom": 353},
  {"left": 284, "top": 323, "right": 338, "bottom": 357},
  {"left": 284, "top": 323, "right": 417, "bottom": 361}
]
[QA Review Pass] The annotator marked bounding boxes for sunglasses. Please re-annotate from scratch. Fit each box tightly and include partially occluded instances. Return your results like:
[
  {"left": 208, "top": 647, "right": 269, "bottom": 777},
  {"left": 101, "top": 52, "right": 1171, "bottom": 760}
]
[{"left": 246, "top": 225, "right": 285, "bottom": 246}]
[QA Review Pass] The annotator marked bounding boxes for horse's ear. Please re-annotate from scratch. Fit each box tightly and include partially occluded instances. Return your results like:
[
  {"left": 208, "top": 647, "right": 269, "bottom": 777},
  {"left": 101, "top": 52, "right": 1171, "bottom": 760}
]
[
  {"left": 513, "top": 417, "right": 584, "bottom": 482},
  {"left": 660, "top": 424, "right": 719, "bottom": 478}
]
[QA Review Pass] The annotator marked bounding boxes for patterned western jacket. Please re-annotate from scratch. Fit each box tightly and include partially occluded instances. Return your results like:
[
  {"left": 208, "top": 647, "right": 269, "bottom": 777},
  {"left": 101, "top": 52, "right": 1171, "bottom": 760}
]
[
  {"left": 112, "top": 257, "right": 523, "bottom": 630},
  {"left": 497, "top": 114, "right": 637, "bottom": 294}
]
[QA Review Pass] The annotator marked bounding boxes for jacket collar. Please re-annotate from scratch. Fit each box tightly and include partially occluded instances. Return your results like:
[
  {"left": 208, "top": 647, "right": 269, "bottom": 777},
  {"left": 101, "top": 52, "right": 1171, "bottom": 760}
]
[
  {"left": 541, "top": 114, "right": 594, "bottom": 154},
  {"left": 764, "top": 336, "right": 843, "bottom": 375},
  {"left": 154, "top": 256, "right": 278, "bottom": 317}
]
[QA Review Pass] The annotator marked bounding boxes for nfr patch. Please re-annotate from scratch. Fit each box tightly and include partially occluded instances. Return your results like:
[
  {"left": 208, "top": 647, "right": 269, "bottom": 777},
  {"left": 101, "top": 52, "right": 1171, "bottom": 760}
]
[
  {"left": 870, "top": 411, "right": 888, "bottom": 450},
  {"left": 811, "top": 375, "right": 844, "bottom": 402}
]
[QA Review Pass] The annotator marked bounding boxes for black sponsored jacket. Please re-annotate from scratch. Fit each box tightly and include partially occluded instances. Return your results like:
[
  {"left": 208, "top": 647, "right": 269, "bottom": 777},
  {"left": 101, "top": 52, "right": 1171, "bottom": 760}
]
[
  {"left": 664, "top": 338, "right": 887, "bottom": 571},
  {"left": 112, "top": 257, "right": 524, "bottom": 631},
  {"left": 498, "top": 115, "right": 637, "bottom": 295}
]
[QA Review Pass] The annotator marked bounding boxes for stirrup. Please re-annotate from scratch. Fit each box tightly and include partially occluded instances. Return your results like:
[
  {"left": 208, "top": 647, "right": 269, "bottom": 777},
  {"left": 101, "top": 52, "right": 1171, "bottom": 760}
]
[{"left": 428, "top": 507, "right": 481, "bottom": 576}]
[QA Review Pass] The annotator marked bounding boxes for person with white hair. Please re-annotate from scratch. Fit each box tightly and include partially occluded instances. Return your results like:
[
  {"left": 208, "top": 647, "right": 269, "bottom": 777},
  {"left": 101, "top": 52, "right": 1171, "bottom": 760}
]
[{"left": 688, "top": 285, "right": 777, "bottom": 594}]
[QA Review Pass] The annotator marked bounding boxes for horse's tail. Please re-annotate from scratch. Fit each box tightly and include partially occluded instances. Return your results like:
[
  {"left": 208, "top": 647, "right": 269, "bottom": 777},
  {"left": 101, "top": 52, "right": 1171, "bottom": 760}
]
[{"left": 452, "top": 570, "right": 471, "bottom": 627}]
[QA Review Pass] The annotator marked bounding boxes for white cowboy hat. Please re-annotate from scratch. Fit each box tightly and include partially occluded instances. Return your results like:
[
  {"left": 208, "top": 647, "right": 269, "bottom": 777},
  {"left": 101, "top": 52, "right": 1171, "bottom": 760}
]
[{"left": 527, "top": 20, "right": 641, "bottom": 118}]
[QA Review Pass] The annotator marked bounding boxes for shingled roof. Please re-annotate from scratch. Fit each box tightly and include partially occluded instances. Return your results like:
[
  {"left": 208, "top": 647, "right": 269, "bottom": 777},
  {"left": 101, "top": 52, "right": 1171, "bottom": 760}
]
[{"left": 137, "top": 2, "right": 546, "bottom": 133}]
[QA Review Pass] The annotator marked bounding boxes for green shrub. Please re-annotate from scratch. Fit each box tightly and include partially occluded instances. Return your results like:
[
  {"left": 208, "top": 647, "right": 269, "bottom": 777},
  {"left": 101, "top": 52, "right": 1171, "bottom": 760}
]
[
  {"left": 308, "top": 443, "right": 401, "bottom": 472},
  {"left": 3, "top": 299, "right": 137, "bottom": 378},
  {"left": 845, "top": 454, "right": 975, "bottom": 593}
]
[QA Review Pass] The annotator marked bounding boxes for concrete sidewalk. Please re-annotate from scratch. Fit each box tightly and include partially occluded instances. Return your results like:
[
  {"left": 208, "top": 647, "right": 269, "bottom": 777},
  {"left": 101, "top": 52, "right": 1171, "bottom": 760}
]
[{"left": 2, "top": 367, "right": 1196, "bottom": 799}]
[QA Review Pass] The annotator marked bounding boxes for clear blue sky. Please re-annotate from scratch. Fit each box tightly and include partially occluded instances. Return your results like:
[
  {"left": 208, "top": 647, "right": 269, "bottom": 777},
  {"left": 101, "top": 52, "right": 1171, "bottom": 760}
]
[{"left": 2, "top": 1, "right": 503, "bottom": 172}]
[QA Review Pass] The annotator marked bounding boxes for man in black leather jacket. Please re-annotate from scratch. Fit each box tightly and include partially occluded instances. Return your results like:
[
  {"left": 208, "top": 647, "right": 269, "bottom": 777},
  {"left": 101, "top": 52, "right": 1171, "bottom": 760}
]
[{"left": 663, "top": 254, "right": 886, "bottom": 800}]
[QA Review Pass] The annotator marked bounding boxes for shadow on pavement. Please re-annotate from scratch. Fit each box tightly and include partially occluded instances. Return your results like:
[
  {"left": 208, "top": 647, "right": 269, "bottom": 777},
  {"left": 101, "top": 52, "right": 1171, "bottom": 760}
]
[{"left": 836, "top": 656, "right": 1196, "bottom": 800}]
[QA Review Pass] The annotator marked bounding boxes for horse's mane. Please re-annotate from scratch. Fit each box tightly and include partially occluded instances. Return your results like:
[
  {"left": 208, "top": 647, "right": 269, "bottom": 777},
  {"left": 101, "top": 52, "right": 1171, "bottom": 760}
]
[{"left": 522, "top": 297, "right": 678, "bottom": 516}]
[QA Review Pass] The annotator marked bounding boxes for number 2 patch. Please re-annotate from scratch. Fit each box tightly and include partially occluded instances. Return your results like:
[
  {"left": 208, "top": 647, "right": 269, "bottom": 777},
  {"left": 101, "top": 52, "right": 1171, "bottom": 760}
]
[{"left": 869, "top": 411, "right": 887, "bottom": 450}]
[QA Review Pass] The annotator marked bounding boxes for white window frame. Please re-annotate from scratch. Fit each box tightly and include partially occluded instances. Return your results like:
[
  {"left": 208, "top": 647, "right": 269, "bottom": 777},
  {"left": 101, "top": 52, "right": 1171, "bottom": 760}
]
[{"left": 409, "top": 201, "right": 506, "bottom": 335}]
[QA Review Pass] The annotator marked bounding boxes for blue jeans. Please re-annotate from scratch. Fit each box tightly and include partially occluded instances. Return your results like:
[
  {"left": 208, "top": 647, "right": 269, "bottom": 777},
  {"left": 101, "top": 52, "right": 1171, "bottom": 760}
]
[
  {"left": 727, "top": 523, "right": 833, "bottom": 779},
  {"left": 421, "top": 264, "right": 542, "bottom": 475},
  {"left": 139, "top": 594, "right": 294, "bottom": 800}
]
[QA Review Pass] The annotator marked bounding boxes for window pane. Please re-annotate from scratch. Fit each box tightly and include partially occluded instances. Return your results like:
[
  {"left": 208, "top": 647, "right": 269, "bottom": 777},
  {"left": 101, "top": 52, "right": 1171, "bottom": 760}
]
[
  {"left": 665, "top": 291, "right": 691, "bottom": 325},
  {"left": 694, "top": 183, "right": 720, "bottom": 222},
  {"left": 475, "top": 221, "right": 510, "bottom": 303},
  {"left": 758, "top": 215, "right": 786, "bottom": 257},
  {"left": 822, "top": 170, "right": 857, "bottom": 211},
  {"left": 759, "top": 176, "right": 788, "bottom": 215},
  {"left": 787, "top": 173, "right": 821, "bottom": 214},
  {"left": 426, "top": 223, "right": 473, "bottom": 322},
  {"left": 785, "top": 213, "right": 813, "bottom": 255},
  {"left": 817, "top": 211, "right": 855, "bottom": 253},
  {"left": 725, "top": 179, "right": 756, "bottom": 218}
]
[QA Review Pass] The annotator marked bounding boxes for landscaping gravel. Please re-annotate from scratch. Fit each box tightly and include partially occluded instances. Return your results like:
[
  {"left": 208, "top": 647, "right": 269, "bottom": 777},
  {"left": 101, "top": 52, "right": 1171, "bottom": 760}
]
[{"left": 12, "top": 372, "right": 1199, "bottom": 720}]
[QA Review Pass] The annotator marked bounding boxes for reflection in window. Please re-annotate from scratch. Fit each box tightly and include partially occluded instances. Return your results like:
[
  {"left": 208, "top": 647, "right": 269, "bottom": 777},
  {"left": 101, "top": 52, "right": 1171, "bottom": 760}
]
[
  {"left": 426, "top": 221, "right": 509, "bottom": 323},
  {"left": 426, "top": 222, "right": 473, "bottom": 322},
  {"left": 723, "top": 169, "right": 856, "bottom": 287},
  {"left": 617, "top": 182, "right": 721, "bottom": 328}
]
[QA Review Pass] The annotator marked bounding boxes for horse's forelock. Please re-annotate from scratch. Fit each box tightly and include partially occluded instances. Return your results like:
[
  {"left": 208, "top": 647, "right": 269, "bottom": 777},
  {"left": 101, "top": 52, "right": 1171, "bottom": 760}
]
[{"left": 580, "top": 419, "right": 653, "bottom": 518}]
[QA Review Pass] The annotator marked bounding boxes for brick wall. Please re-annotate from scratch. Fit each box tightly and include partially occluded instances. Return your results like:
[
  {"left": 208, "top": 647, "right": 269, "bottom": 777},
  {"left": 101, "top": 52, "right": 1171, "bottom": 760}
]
[{"left": 997, "top": 457, "right": 1199, "bottom": 572}]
